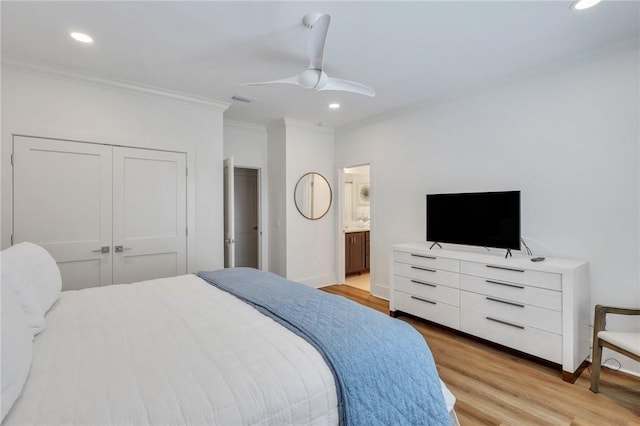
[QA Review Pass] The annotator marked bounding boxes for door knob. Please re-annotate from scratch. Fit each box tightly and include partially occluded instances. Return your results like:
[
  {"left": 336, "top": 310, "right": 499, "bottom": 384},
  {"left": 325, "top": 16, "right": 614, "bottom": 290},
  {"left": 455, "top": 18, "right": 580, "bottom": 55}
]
[
  {"left": 114, "top": 245, "right": 131, "bottom": 253},
  {"left": 92, "top": 246, "right": 110, "bottom": 254}
]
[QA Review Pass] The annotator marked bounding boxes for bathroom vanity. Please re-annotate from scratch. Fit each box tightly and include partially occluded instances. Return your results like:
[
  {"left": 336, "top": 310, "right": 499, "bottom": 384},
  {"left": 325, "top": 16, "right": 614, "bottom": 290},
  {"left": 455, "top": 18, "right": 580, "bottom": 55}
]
[{"left": 345, "top": 230, "right": 370, "bottom": 275}]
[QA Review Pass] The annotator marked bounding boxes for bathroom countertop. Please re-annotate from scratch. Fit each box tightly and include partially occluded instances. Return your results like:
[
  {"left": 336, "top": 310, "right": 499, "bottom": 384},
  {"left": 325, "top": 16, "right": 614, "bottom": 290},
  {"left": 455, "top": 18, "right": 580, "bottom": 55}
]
[{"left": 344, "top": 227, "right": 370, "bottom": 233}]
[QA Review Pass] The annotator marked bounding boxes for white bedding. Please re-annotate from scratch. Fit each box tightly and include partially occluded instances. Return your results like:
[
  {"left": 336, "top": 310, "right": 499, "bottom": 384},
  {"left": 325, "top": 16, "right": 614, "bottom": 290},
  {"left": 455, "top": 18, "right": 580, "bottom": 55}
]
[
  {"left": 4, "top": 275, "right": 338, "bottom": 425},
  {"left": 4, "top": 274, "right": 457, "bottom": 425}
]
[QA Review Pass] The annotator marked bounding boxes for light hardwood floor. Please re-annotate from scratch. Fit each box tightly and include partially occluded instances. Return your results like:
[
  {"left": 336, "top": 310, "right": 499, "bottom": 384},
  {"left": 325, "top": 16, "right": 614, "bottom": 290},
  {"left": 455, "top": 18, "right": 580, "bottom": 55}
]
[
  {"left": 320, "top": 284, "right": 640, "bottom": 425},
  {"left": 345, "top": 271, "right": 370, "bottom": 292}
]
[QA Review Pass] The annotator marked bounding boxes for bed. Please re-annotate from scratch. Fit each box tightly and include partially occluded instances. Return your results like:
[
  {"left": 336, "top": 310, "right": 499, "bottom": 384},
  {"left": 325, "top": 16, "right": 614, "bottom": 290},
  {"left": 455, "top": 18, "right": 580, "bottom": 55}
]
[{"left": 2, "top": 242, "right": 459, "bottom": 425}]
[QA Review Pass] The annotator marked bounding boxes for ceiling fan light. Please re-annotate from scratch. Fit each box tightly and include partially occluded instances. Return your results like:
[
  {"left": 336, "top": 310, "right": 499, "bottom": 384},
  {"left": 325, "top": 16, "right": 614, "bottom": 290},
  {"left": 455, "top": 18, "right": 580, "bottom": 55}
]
[{"left": 570, "top": 0, "right": 602, "bottom": 10}]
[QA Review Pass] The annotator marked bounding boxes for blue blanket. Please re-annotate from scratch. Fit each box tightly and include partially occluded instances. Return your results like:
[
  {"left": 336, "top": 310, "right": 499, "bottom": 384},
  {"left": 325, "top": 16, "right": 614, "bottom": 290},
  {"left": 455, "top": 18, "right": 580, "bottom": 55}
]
[{"left": 197, "top": 268, "right": 449, "bottom": 426}]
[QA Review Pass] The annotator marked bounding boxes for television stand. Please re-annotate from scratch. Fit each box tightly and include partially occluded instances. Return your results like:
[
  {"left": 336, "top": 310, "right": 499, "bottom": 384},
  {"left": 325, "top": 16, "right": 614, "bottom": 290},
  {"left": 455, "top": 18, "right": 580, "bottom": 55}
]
[
  {"left": 505, "top": 249, "right": 512, "bottom": 259},
  {"left": 429, "top": 241, "right": 442, "bottom": 249},
  {"left": 389, "top": 243, "right": 590, "bottom": 383}
]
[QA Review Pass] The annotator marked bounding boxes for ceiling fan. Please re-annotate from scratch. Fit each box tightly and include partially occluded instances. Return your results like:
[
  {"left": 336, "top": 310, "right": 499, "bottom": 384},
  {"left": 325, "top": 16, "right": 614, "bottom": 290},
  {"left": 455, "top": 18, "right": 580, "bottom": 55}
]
[{"left": 241, "top": 12, "right": 375, "bottom": 97}]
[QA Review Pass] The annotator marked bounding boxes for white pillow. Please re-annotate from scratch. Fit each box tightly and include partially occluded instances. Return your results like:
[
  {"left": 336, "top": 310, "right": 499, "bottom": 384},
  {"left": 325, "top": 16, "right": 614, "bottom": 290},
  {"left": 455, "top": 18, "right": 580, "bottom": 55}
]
[
  {"left": 1, "top": 282, "right": 34, "bottom": 422},
  {"left": 1, "top": 242, "right": 62, "bottom": 336}
]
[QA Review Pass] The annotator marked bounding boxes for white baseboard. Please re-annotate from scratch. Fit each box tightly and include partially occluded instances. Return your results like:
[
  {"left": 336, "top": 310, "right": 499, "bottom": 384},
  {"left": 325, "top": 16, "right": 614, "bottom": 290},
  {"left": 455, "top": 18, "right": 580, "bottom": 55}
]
[
  {"left": 371, "top": 282, "right": 389, "bottom": 300},
  {"left": 587, "top": 354, "right": 640, "bottom": 378},
  {"left": 601, "top": 360, "right": 640, "bottom": 378},
  {"left": 294, "top": 273, "right": 337, "bottom": 288}
]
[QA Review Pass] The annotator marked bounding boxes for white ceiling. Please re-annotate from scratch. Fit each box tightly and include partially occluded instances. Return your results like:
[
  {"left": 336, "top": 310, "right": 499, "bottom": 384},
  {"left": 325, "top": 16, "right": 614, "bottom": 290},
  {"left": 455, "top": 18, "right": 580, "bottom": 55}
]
[{"left": 2, "top": 1, "right": 638, "bottom": 129}]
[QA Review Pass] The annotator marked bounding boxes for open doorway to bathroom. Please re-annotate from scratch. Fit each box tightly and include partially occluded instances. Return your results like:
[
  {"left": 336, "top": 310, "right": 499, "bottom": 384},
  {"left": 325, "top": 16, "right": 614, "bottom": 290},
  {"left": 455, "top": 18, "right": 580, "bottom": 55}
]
[{"left": 343, "top": 165, "right": 370, "bottom": 292}]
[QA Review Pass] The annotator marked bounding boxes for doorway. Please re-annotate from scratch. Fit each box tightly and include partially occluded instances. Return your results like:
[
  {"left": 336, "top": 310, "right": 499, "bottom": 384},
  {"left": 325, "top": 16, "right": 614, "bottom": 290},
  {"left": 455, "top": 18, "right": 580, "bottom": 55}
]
[
  {"left": 224, "top": 158, "right": 261, "bottom": 269},
  {"left": 342, "top": 164, "right": 370, "bottom": 292},
  {"left": 234, "top": 168, "right": 260, "bottom": 268}
]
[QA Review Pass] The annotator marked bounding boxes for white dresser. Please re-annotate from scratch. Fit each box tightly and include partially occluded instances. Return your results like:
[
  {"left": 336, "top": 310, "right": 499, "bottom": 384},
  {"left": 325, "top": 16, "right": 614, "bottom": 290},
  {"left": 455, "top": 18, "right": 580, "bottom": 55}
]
[{"left": 390, "top": 243, "right": 590, "bottom": 382}]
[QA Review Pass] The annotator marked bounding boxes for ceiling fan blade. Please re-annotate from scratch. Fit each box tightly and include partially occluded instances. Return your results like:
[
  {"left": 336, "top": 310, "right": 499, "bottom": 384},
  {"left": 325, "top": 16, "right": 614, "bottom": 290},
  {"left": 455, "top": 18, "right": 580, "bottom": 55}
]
[
  {"left": 241, "top": 69, "right": 322, "bottom": 90},
  {"left": 240, "top": 74, "right": 302, "bottom": 87},
  {"left": 320, "top": 77, "right": 376, "bottom": 97},
  {"left": 307, "top": 14, "right": 331, "bottom": 70}
]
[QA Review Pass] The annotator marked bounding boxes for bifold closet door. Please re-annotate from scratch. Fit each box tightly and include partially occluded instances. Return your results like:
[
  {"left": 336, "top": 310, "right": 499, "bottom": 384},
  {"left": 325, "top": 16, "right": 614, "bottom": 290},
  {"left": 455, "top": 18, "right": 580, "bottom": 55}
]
[
  {"left": 12, "top": 136, "right": 113, "bottom": 290},
  {"left": 112, "top": 147, "right": 187, "bottom": 284}
]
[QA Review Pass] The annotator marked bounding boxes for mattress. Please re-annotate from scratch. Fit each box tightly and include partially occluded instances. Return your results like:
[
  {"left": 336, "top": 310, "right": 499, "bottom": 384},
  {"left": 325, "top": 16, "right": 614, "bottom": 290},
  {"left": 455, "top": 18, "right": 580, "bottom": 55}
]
[{"left": 4, "top": 274, "right": 457, "bottom": 425}]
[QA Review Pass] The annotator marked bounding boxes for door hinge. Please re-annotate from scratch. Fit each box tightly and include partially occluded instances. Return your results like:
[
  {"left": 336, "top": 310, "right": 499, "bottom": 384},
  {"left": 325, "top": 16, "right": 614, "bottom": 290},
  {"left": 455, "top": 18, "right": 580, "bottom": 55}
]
[
  {"left": 10, "top": 153, "right": 14, "bottom": 166},
  {"left": 186, "top": 167, "right": 188, "bottom": 176},
  {"left": 10, "top": 234, "right": 14, "bottom": 245},
  {"left": 186, "top": 227, "right": 188, "bottom": 236}
]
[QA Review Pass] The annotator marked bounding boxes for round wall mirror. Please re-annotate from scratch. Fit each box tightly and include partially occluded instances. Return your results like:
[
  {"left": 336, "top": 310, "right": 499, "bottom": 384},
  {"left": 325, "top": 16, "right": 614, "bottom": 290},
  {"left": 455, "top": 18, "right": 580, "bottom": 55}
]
[{"left": 294, "top": 172, "right": 332, "bottom": 220}]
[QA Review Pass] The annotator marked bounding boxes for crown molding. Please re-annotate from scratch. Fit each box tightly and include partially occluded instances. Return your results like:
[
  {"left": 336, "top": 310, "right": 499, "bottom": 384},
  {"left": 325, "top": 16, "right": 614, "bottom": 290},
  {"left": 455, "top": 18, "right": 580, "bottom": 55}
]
[
  {"left": 266, "top": 118, "right": 286, "bottom": 132},
  {"left": 283, "top": 117, "right": 335, "bottom": 134},
  {"left": 223, "top": 119, "right": 266, "bottom": 132},
  {"left": 2, "top": 59, "right": 231, "bottom": 111}
]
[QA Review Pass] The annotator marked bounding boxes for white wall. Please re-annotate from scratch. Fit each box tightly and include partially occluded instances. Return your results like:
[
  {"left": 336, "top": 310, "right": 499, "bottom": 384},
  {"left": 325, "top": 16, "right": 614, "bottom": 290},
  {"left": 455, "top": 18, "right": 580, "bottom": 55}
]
[
  {"left": 336, "top": 49, "right": 640, "bottom": 373},
  {"left": 223, "top": 120, "right": 269, "bottom": 270},
  {"left": 285, "top": 120, "right": 336, "bottom": 287},
  {"left": 266, "top": 119, "right": 336, "bottom": 287},
  {"left": 1, "top": 68, "right": 228, "bottom": 273},
  {"left": 267, "top": 121, "right": 287, "bottom": 277}
]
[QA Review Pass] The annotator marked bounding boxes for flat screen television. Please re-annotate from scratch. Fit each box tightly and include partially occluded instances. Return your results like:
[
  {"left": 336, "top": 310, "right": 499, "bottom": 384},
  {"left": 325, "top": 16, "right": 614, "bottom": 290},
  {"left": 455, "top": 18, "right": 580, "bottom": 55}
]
[{"left": 426, "top": 191, "right": 520, "bottom": 250}]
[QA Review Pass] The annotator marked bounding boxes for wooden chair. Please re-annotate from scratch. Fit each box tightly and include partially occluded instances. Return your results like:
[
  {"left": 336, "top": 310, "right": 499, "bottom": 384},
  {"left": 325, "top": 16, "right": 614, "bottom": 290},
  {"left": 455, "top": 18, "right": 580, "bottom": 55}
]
[{"left": 590, "top": 305, "right": 640, "bottom": 392}]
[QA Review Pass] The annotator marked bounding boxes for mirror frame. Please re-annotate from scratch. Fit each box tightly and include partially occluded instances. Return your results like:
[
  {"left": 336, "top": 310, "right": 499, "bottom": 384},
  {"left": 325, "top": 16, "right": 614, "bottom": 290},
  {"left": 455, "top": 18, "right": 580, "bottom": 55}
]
[{"left": 294, "top": 172, "right": 332, "bottom": 220}]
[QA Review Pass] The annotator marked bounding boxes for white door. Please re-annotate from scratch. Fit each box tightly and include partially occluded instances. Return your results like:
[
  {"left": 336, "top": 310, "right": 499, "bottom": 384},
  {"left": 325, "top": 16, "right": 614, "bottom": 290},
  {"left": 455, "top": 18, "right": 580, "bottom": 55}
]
[
  {"left": 112, "top": 147, "right": 187, "bottom": 284},
  {"left": 12, "top": 136, "right": 113, "bottom": 290},
  {"left": 223, "top": 157, "right": 235, "bottom": 267},
  {"left": 13, "top": 137, "right": 188, "bottom": 290},
  {"left": 234, "top": 168, "right": 259, "bottom": 268}
]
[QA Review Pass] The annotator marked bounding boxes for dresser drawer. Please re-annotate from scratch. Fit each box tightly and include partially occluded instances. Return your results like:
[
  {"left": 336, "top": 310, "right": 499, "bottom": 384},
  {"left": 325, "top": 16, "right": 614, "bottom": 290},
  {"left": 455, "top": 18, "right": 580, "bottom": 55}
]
[
  {"left": 394, "top": 290, "right": 460, "bottom": 330},
  {"left": 460, "top": 274, "right": 561, "bottom": 311},
  {"left": 395, "top": 251, "right": 459, "bottom": 273},
  {"left": 461, "top": 291, "right": 561, "bottom": 334},
  {"left": 461, "top": 309, "right": 562, "bottom": 363},
  {"left": 461, "top": 260, "right": 561, "bottom": 291},
  {"left": 394, "top": 275, "right": 460, "bottom": 306},
  {"left": 394, "top": 262, "right": 460, "bottom": 288}
]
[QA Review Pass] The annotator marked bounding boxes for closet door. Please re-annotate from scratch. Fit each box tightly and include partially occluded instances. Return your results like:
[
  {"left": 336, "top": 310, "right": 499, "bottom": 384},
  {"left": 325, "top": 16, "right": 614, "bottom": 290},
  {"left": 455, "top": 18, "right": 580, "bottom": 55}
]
[
  {"left": 12, "top": 136, "right": 113, "bottom": 290},
  {"left": 112, "top": 147, "right": 187, "bottom": 284}
]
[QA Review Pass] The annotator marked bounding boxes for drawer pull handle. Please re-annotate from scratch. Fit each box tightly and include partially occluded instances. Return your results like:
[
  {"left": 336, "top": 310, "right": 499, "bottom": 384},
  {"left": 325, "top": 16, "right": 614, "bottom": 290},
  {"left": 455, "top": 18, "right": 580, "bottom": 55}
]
[
  {"left": 411, "top": 266, "right": 436, "bottom": 273},
  {"left": 486, "top": 265, "right": 525, "bottom": 273},
  {"left": 486, "top": 317, "right": 525, "bottom": 329},
  {"left": 411, "top": 296, "right": 436, "bottom": 305},
  {"left": 411, "top": 254, "right": 437, "bottom": 260},
  {"left": 486, "top": 279, "right": 525, "bottom": 289},
  {"left": 411, "top": 279, "right": 436, "bottom": 288},
  {"left": 486, "top": 297, "right": 525, "bottom": 308}
]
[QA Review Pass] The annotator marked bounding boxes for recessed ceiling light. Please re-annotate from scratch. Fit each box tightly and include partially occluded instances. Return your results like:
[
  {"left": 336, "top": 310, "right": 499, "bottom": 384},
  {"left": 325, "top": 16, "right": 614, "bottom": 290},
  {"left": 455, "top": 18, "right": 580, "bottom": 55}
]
[
  {"left": 570, "top": 0, "right": 601, "bottom": 10},
  {"left": 329, "top": 103, "right": 340, "bottom": 109},
  {"left": 70, "top": 32, "right": 93, "bottom": 43}
]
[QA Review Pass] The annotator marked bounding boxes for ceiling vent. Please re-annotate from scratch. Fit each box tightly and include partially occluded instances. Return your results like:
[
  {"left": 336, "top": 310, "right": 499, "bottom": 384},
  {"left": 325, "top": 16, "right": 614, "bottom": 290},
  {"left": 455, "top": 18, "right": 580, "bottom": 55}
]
[{"left": 231, "top": 95, "right": 256, "bottom": 103}]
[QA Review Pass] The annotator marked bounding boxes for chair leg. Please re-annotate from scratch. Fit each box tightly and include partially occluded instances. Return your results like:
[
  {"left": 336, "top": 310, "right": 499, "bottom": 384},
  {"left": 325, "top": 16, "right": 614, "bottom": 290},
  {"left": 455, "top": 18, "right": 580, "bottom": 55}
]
[{"left": 590, "top": 340, "right": 603, "bottom": 393}]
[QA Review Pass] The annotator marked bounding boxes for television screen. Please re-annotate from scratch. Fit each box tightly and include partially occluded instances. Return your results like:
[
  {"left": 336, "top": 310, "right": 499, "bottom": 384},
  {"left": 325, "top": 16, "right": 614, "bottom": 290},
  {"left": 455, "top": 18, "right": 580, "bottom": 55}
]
[{"left": 426, "top": 191, "right": 520, "bottom": 250}]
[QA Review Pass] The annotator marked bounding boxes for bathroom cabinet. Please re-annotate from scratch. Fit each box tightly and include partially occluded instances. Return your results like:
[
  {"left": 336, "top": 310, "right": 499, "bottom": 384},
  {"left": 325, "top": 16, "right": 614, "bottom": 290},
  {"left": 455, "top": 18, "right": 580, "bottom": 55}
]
[
  {"left": 365, "top": 231, "right": 370, "bottom": 270},
  {"left": 345, "top": 231, "right": 369, "bottom": 275}
]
